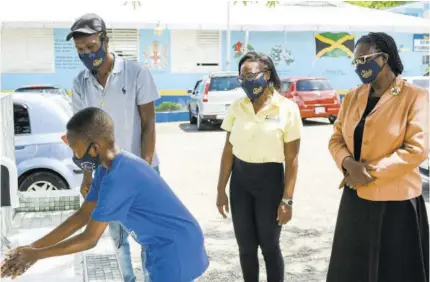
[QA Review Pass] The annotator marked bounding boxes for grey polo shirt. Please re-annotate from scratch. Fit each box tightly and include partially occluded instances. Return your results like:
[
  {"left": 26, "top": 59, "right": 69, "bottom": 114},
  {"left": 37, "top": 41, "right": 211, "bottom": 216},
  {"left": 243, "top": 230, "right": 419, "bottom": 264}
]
[{"left": 71, "top": 54, "right": 160, "bottom": 167}]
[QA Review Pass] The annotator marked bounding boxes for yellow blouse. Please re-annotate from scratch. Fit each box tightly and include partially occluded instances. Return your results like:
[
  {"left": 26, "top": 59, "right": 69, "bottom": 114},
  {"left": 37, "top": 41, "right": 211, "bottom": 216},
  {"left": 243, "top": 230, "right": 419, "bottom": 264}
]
[{"left": 221, "top": 92, "right": 302, "bottom": 163}]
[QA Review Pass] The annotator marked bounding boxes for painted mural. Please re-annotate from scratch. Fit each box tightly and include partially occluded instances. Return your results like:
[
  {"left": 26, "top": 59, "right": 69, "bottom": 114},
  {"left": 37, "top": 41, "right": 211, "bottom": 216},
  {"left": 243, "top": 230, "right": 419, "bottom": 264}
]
[
  {"left": 140, "top": 30, "right": 170, "bottom": 72},
  {"left": 232, "top": 41, "right": 255, "bottom": 63},
  {"left": 143, "top": 41, "right": 168, "bottom": 69},
  {"left": 269, "top": 45, "right": 294, "bottom": 66}
]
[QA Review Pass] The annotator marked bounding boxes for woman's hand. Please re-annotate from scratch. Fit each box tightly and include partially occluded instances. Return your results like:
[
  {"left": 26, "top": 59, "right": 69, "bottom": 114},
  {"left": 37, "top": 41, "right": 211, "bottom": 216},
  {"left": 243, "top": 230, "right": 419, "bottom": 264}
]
[
  {"left": 342, "top": 157, "right": 375, "bottom": 188},
  {"left": 277, "top": 202, "right": 292, "bottom": 225},
  {"left": 216, "top": 192, "right": 229, "bottom": 219}
]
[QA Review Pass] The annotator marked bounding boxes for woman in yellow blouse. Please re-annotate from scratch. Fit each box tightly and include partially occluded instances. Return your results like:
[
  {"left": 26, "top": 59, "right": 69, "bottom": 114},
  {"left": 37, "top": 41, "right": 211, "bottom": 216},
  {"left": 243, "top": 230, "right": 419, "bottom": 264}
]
[
  {"left": 327, "top": 32, "right": 429, "bottom": 282},
  {"left": 216, "top": 51, "right": 302, "bottom": 282}
]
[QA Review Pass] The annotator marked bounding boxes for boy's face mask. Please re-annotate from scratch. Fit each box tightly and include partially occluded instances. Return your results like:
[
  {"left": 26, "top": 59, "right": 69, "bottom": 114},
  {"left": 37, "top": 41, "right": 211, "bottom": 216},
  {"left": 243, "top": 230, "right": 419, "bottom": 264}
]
[{"left": 72, "top": 143, "right": 100, "bottom": 171}]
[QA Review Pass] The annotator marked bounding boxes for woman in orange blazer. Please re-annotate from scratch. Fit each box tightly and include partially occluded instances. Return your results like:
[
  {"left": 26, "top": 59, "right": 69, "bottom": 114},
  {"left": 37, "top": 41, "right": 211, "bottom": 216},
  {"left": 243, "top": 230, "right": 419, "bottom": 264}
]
[{"left": 327, "top": 32, "right": 429, "bottom": 282}]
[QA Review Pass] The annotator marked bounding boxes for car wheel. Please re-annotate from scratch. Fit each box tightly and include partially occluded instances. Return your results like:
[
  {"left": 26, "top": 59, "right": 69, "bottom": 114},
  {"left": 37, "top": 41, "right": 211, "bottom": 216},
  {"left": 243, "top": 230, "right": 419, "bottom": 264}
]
[
  {"left": 19, "top": 171, "right": 68, "bottom": 192},
  {"left": 328, "top": 116, "right": 337, "bottom": 124},
  {"left": 196, "top": 111, "right": 205, "bottom": 131},
  {"left": 189, "top": 107, "right": 197, "bottom": 125}
]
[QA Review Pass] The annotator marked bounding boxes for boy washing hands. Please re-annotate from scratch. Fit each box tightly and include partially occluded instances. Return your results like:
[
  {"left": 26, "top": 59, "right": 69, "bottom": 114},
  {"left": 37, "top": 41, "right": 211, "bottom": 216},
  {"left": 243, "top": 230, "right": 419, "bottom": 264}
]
[{"left": 1, "top": 107, "right": 209, "bottom": 282}]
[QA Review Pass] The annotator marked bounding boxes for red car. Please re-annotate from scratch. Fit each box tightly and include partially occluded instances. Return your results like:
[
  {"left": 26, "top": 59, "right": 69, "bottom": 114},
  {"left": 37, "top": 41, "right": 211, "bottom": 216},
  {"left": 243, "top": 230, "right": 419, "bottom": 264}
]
[{"left": 280, "top": 77, "right": 341, "bottom": 124}]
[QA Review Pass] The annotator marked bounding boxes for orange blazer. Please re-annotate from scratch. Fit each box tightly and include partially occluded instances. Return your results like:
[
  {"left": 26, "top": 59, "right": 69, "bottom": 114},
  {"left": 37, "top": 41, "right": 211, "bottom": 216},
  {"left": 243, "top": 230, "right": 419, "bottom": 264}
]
[{"left": 329, "top": 76, "right": 429, "bottom": 201}]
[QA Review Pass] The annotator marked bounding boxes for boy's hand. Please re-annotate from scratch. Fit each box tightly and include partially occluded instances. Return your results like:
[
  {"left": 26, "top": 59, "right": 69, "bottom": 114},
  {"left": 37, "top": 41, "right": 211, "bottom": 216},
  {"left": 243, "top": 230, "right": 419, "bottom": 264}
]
[
  {"left": 1, "top": 246, "right": 37, "bottom": 279},
  {"left": 80, "top": 182, "right": 91, "bottom": 198}
]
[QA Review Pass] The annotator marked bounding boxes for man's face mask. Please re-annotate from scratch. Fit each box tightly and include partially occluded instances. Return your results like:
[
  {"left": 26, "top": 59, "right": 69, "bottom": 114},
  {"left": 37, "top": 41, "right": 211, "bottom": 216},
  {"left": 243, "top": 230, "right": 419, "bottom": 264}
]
[
  {"left": 79, "top": 38, "right": 106, "bottom": 71},
  {"left": 72, "top": 143, "right": 100, "bottom": 171},
  {"left": 354, "top": 52, "right": 385, "bottom": 84}
]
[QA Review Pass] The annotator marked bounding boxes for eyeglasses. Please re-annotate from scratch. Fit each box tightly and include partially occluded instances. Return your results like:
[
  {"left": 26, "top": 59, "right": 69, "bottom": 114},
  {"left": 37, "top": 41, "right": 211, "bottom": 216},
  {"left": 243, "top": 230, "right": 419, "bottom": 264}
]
[
  {"left": 238, "top": 71, "right": 266, "bottom": 83},
  {"left": 352, "top": 52, "right": 384, "bottom": 66}
]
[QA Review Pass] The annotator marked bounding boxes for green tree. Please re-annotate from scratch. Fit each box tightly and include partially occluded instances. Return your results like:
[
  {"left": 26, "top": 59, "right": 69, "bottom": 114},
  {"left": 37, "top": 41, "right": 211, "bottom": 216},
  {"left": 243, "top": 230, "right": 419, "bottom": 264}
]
[{"left": 345, "top": 1, "right": 414, "bottom": 9}]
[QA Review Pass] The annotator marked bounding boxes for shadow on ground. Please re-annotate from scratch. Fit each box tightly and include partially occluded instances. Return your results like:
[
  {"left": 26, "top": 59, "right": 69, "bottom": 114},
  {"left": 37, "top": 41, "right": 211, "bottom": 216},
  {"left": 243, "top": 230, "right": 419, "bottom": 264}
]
[
  {"left": 198, "top": 221, "right": 333, "bottom": 282},
  {"left": 178, "top": 123, "right": 223, "bottom": 133},
  {"left": 302, "top": 119, "right": 331, "bottom": 127}
]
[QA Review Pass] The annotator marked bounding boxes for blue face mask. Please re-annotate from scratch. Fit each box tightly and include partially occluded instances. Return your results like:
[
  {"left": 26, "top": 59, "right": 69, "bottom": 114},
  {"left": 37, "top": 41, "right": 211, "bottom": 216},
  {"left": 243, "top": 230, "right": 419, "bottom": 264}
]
[
  {"left": 240, "top": 75, "right": 268, "bottom": 101},
  {"left": 72, "top": 143, "right": 100, "bottom": 171},
  {"left": 79, "top": 39, "right": 106, "bottom": 71},
  {"left": 355, "top": 59, "right": 384, "bottom": 84}
]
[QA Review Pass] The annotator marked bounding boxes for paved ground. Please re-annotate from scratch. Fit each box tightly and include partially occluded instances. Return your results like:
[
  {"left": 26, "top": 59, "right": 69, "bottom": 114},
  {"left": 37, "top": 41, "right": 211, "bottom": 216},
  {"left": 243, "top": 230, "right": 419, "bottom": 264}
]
[{"left": 128, "top": 119, "right": 346, "bottom": 282}]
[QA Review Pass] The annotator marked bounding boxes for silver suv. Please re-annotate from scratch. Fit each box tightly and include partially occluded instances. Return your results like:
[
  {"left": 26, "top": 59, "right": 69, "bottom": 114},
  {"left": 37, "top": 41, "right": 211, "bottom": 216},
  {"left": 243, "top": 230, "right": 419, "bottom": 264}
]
[{"left": 188, "top": 72, "right": 245, "bottom": 130}]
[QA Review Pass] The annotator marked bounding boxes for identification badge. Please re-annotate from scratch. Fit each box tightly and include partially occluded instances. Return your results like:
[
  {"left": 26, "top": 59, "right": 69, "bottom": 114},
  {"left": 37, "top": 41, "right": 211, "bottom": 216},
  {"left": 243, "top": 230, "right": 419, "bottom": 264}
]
[{"left": 264, "top": 115, "right": 281, "bottom": 123}]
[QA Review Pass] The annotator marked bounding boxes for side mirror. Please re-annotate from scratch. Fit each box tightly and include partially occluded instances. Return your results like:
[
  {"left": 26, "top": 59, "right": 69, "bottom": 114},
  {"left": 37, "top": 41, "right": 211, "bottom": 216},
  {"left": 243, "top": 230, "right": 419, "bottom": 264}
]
[{"left": 187, "top": 89, "right": 193, "bottom": 94}]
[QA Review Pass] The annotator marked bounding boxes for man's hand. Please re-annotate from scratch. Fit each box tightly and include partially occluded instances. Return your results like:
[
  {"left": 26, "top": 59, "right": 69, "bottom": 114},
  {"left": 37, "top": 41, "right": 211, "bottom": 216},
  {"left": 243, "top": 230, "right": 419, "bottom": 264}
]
[
  {"left": 277, "top": 202, "right": 292, "bottom": 225},
  {"left": 342, "top": 157, "right": 375, "bottom": 188}
]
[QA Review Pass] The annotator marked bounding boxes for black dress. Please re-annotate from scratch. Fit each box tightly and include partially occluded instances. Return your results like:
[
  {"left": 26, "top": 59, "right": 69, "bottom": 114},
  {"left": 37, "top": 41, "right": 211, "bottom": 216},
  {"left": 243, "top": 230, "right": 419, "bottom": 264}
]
[{"left": 326, "top": 94, "right": 430, "bottom": 282}]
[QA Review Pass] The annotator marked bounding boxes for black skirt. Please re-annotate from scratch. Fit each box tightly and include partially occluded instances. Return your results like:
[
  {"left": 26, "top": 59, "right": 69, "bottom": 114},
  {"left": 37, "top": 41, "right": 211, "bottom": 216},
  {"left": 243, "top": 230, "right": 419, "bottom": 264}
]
[{"left": 327, "top": 187, "right": 429, "bottom": 282}]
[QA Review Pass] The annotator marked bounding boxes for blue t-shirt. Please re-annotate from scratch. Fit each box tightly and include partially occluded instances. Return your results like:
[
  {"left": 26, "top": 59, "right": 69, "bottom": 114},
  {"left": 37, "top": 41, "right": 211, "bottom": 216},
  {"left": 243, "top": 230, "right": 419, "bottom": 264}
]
[{"left": 86, "top": 151, "right": 209, "bottom": 282}]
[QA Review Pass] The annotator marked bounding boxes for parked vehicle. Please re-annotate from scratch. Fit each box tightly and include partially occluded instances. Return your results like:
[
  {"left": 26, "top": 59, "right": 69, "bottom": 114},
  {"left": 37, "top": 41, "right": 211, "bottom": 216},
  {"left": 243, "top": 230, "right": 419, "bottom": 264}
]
[
  {"left": 188, "top": 72, "right": 245, "bottom": 130},
  {"left": 402, "top": 76, "right": 430, "bottom": 90},
  {"left": 419, "top": 153, "right": 429, "bottom": 197},
  {"left": 14, "top": 84, "right": 73, "bottom": 117},
  {"left": 403, "top": 76, "right": 429, "bottom": 198},
  {"left": 280, "top": 77, "right": 341, "bottom": 124},
  {"left": 14, "top": 84, "right": 70, "bottom": 97},
  {"left": 12, "top": 93, "right": 81, "bottom": 192}
]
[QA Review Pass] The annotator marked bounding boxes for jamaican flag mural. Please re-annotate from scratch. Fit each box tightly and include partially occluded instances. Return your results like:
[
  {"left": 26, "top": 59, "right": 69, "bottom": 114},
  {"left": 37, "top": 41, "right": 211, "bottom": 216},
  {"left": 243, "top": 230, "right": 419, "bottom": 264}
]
[{"left": 315, "top": 32, "right": 355, "bottom": 58}]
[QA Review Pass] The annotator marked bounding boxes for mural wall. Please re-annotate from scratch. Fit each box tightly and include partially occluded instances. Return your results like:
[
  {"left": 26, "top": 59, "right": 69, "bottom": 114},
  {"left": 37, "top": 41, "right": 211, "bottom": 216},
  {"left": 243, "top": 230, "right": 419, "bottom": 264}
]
[
  {"left": 227, "top": 30, "right": 427, "bottom": 93},
  {"left": 1, "top": 28, "right": 427, "bottom": 122}
]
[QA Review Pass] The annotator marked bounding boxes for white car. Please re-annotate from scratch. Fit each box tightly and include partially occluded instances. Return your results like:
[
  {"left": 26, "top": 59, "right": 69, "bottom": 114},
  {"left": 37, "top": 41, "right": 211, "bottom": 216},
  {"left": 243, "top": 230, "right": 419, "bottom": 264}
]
[
  {"left": 403, "top": 76, "right": 430, "bottom": 90},
  {"left": 188, "top": 72, "right": 245, "bottom": 130}
]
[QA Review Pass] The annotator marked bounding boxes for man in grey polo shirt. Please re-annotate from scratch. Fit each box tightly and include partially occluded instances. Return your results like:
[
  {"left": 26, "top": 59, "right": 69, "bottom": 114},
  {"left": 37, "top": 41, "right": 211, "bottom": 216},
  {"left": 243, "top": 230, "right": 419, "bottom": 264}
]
[{"left": 67, "top": 13, "right": 158, "bottom": 282}]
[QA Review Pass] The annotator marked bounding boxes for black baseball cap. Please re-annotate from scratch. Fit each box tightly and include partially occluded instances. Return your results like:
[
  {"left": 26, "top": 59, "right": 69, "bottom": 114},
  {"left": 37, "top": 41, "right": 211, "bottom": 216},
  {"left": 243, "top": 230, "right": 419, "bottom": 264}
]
[{"left": 66, "top": 13, "right": 106, "bottom": 41}]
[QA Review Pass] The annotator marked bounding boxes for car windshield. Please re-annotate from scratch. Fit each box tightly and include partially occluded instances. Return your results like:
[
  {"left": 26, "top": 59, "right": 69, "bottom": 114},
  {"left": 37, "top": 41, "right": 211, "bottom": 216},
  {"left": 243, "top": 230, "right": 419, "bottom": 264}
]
[
  {"left": 209, "top": 76, "right": 241, "bottom": 92},
  {"left": 15, "top": 88, "right": 65, "bottom": 95},
  {"left": 296, "top": 79, "right": 333, "bottom": 91}
]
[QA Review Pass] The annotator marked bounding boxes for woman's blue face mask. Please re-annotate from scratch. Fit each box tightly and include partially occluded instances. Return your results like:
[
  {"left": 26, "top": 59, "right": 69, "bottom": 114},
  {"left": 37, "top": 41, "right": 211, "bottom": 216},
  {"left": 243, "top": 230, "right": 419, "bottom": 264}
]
[
  {"left": 353, "top": 52, "right": 385, "bottom": 84},
  {"left": 239, "top": 72, "right": 268, "bottom": 101}
]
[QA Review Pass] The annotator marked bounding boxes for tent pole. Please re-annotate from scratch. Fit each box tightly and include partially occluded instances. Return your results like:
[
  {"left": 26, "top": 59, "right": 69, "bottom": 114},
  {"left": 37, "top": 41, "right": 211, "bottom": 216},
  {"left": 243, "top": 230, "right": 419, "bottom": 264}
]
[
  {"left": 244, "top": 30, "right": 249, "bottom": 54},
  {"left": 226, "top": 1, "right": 231, "bottom": 71}
]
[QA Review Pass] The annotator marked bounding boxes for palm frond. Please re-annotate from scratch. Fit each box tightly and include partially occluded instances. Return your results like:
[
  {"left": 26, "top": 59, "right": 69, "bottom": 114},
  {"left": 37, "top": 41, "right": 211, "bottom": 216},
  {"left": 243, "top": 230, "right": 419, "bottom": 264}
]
[
  {"left": 124, "top": 1, "right": 142, "bottom": 10},
  {"left": 233, "top": 1, "right": 279, "bottom": 7}
]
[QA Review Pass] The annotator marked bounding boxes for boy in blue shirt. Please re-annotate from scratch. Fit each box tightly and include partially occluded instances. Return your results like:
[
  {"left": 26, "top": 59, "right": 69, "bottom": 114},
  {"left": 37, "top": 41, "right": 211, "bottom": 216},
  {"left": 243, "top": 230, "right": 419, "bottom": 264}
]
[{"left": 1, "top": 107, "right": 209, "bottom": 282}]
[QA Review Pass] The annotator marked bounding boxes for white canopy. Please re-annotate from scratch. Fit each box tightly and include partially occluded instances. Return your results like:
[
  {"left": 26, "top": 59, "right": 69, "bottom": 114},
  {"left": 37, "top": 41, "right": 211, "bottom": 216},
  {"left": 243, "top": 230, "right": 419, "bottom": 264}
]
[{"left": 1, "top": 0, "right": 430, "bottom": 33}]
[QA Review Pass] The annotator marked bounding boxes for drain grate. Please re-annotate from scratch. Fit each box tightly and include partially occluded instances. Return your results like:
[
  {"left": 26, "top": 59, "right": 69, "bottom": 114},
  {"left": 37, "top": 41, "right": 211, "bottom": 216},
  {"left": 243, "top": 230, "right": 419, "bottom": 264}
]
[{"left": 85, "top": 254, "right": 122, "bottom": 281}]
